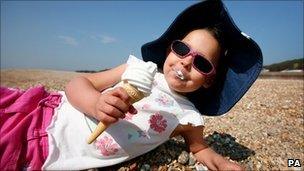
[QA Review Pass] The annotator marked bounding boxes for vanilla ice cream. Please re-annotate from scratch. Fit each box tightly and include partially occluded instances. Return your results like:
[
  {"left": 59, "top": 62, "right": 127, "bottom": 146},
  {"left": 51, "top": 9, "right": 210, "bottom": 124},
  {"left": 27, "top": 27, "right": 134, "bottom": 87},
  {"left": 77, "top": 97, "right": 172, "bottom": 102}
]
[{"left": 121, "top": 57, "right": 157, "bottom": 96}]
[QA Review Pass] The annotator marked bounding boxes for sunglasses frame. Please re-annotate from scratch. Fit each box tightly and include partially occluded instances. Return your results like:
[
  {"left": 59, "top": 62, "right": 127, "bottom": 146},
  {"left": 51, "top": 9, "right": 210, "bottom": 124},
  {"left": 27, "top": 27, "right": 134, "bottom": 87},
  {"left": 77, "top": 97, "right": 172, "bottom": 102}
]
[{"left": 171, "top": 40, "right": 216, "bottom": 76}]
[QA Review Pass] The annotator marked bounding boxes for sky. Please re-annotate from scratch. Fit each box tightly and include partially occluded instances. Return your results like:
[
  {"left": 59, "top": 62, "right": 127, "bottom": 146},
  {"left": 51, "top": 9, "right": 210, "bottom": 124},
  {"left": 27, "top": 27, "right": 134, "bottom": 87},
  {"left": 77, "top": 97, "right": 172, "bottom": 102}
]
[{"left": 1, "top": 0, "right": 303, "bottom": 71}]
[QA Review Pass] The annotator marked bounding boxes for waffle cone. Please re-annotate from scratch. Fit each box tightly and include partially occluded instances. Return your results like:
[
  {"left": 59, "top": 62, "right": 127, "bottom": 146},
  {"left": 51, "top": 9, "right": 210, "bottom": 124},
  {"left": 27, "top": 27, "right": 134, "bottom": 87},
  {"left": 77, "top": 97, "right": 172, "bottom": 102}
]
[
  {"left": 121, "top": 83, "right": 144, "bottom": 104},
  {"left": 87, "top": 122, "right": 107, "bottom": 144}
]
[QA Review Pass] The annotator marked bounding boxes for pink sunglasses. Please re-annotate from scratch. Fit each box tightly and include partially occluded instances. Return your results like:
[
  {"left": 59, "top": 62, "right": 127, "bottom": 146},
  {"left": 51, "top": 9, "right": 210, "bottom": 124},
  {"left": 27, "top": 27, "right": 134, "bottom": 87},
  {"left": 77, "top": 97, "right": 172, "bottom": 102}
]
[{"left": 171, "top": 40, "right": 216, "bottom": 76}]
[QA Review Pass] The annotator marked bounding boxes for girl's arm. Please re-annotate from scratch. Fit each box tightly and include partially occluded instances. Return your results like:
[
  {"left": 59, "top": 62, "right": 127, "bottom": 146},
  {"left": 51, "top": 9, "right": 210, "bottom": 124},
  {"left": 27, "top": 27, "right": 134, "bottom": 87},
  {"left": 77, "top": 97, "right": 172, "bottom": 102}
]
[
  {"left": 65, "top": 64, "right": 128, "bottom": 121},
  {"left": 180, "top": 126, "right": 244, "bottom": 171}
]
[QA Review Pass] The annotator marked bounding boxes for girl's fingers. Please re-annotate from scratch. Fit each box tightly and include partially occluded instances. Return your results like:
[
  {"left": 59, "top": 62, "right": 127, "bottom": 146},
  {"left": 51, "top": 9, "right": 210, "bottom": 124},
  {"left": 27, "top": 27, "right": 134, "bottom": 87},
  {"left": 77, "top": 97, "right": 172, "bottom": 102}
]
[
  {"left": 105, "top": 95, "right": 129, "bottom": 113},
  {"left": 102, "top": 102, "right": 125, "bottom": 119},
  {"left": 111, "top": 87, "right": 130, "bottom": 105},
  {"left": 128, "top": 105, "right": 138, "bottom": 114},
  {"left": 95, "top": 110, "right": 118, "bottom": 125}
]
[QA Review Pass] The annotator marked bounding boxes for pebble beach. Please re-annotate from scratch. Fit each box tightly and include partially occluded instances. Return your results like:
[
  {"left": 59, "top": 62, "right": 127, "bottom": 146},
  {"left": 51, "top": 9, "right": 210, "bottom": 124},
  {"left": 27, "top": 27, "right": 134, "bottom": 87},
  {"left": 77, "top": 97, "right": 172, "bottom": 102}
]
[{"left": 1, "top": 69, "right": 303, "bottom": 170}]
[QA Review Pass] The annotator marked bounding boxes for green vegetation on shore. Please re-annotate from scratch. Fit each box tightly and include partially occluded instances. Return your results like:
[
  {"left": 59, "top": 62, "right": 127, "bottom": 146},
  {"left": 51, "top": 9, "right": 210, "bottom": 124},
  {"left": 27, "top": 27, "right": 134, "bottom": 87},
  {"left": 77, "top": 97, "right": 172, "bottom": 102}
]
[{"left": 264, "top": 58, "right": 303, "bottom": 71}]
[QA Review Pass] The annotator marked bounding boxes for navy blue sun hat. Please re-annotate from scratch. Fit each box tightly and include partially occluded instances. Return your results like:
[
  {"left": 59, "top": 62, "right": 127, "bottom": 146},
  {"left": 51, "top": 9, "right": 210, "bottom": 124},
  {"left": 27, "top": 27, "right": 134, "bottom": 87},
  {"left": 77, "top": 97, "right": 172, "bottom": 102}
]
[{"left": 141, "top": 0, "right": 263, "bottom": 116}]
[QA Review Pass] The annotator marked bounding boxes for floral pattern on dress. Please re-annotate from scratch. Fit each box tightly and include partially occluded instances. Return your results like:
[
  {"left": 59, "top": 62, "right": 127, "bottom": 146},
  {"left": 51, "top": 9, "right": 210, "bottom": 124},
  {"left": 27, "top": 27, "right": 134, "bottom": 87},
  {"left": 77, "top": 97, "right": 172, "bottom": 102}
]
[
  {"left": 149, "top": 112, "right": 167, "bottom": 133},
  {"left": 95, "top": 135, "right": 119, "bottom": 156},
  {"left": 126, "top": 128, "right": 149, "bottom": 142},
  {"left": 142, "top": 103, "right": 151, "bottom": 110},
  {"left": 155, "top": 93, "right": 174, "bottom": 107},
  {"left": 137, "top": 130, "right": 148, "bottom": 138}
]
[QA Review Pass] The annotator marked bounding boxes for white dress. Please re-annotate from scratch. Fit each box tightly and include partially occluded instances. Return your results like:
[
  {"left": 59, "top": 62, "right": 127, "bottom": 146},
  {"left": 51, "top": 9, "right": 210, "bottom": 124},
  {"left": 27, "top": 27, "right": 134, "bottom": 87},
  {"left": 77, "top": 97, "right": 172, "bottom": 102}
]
[{"left": 42, "top": 56, "right": 204, "bottom": 170}]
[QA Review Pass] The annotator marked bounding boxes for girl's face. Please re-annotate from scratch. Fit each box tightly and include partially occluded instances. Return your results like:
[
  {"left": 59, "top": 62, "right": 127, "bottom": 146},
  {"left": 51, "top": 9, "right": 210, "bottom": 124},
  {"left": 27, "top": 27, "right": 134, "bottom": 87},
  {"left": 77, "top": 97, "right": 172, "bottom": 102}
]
[{"left": 163, "top": 29, "right": 221, "bottom": 93}]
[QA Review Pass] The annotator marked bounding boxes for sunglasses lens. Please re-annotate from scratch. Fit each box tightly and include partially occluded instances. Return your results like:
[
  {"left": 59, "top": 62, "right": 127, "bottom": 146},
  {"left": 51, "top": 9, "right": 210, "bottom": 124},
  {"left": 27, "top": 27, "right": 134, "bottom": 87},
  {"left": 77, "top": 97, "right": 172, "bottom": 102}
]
[
  {"left": 172, "top": 41, "right": 190, "bottom": 56},
  {"left": 193, "top": 55, "right": 213, "bottom": 73}
]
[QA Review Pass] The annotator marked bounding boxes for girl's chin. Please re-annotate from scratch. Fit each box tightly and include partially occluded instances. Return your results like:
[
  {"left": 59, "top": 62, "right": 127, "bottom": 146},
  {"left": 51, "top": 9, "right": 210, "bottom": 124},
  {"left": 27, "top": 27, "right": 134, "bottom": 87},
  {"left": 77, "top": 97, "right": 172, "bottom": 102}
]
[
  {"left": 165, "top": 74, "right": 188, "bottom": 93},
  {"left": 165, "top": 73, "right": 201, "bottom": 93}
]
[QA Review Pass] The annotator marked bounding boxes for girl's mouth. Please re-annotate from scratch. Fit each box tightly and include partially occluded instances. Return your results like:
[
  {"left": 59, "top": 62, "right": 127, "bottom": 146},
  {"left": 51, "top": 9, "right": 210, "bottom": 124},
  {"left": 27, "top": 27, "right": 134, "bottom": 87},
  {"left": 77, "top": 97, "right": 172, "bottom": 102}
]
[{"left": 173, "top": 68, "right": 185, "bottom": 81}]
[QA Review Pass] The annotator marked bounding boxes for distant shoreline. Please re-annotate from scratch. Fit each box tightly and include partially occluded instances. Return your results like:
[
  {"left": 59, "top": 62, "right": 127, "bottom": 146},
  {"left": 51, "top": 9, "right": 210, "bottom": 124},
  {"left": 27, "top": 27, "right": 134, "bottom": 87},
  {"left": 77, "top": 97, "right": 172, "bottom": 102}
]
[
  {"left": 1, "top": 68, "right": 303, "bottom": 80},
  {"left": 259, "top": 71, "right": 303, "bottom": 79}
]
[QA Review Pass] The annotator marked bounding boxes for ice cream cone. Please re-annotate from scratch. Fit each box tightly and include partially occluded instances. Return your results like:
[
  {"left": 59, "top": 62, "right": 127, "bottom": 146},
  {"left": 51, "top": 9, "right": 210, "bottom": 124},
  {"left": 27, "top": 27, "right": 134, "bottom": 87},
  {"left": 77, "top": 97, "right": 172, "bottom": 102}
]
[
  {"left": 87, "top": 56, "right": 157, "bottom": 144},
  {"left": 86, "top": 122, "right": 107, "bottom": 144},
  {"left": 87, "top": 82, "right": 145, "bottom": 144},
  {"left": 121, "top": 82, "right": 144, "bottom": 104}
]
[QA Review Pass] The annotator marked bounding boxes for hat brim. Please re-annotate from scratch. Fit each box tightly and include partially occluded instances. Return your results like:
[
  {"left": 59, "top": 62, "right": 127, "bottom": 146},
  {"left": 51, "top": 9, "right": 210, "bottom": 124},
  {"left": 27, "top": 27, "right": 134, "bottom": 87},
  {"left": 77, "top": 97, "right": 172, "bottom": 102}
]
[{"left": 141, "top": 0, "right": 263, "bottom": 116}]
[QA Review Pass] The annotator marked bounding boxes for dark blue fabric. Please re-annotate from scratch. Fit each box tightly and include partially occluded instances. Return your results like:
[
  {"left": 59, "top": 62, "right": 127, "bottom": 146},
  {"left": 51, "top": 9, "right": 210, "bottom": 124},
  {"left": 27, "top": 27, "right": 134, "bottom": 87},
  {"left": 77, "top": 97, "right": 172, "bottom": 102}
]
[{"left": 141, "top": 0, "right": 263, "bottom": 116}]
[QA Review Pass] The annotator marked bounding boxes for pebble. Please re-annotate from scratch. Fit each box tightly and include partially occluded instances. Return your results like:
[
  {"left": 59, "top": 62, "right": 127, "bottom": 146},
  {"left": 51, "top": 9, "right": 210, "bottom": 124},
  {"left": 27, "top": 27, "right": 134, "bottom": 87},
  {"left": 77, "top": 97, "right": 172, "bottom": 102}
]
[
  {"left": 188, "top": 152, "right": 196, "bottom": 166},
  {"left": 129, "top": 163, "right": 137, "bottom": 171},
  {"left": 246, "top": 160, "right": 254, "bottom": 170},
  {"left": 195, "top": 163, "right": 208, "bottom": 171},
  {"left": 178, "top": 151, "right": 189, "bottom": 165},
  {"left": 117, "top": 167, "right": 129, "bottom": 171},
  {"left": 158, "top": 165, "right": 167, "bottom": 171},
  {"left": 140, "top": 164, "right": 151, "bottom": 171}
]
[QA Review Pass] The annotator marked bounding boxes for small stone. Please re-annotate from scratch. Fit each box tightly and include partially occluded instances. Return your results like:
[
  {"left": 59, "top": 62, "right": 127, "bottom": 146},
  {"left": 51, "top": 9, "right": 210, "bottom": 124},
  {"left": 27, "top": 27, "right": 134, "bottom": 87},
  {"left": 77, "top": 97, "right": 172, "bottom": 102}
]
[
  {"left": 185, "top": 167, "right": 193, "bottom": 171},
  {"left": 178, "top": 151, "right": 189, "bottom": 165},
  {"left": 129, "top": 162, "right": 137, "bottom": 171},
  {"left": 213, "top": 133, "right": 220, "bottom": 140},
  {"left": 158, "top": 165, "right": 167, "bottom": 171},
  {"left": 140, "top": 164, "right": 151, "bottom": 171},
  {"left": 246, "top": 160, "right": 254, "bottom": 170},
  {"left": 188, "top": 152, "right": 196, "bottom": 166},
  {"left": 118, "top": 167, "right": 128, "bottom": 171},
  {"left": 195, "top": 163, "right": 208, "bottom": 171},
  {"left": 224, "top": 137, "right": 230, "bottom": 144},
  {"left": 256, "top": 162, "right": 262, "bottom": 170},
  {"left": 151, "top": 165, "right": 158, "bottom": 171}
]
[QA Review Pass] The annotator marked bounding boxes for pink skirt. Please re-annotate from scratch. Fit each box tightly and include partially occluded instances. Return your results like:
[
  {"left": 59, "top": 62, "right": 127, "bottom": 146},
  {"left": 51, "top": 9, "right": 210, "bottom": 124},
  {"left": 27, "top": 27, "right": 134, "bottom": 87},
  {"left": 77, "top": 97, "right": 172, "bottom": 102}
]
[{"left": 0, "top": 86, "right": 62, "bottom": 170}]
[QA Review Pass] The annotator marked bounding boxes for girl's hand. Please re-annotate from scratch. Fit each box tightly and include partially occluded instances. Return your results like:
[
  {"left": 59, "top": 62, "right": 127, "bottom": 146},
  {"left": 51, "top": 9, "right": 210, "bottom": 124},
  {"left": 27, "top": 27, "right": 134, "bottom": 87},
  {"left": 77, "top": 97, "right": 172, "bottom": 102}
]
[
  {"left": 93, "top": 87, "right": 137, "bottom": 125},
  {"left": 216, "top": 159, "right": 244, "bottom": 171},
  {"left": 195, "top": 147, "right": 245, "bottom": 171}
]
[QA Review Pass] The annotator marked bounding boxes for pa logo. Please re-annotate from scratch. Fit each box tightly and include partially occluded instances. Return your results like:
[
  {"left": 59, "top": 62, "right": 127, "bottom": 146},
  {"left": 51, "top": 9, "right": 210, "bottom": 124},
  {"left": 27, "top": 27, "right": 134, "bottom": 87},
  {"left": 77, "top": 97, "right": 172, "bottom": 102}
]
[{"left": 288, "top": 159, "right": 301, "bottom": 167}]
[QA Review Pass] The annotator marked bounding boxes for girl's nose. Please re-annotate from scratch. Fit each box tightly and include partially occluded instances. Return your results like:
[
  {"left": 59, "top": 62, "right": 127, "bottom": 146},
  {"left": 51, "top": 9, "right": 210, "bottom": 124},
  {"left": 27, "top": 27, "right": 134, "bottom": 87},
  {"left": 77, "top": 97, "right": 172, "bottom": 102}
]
[{"left": 180, "top": 55, "right": 193, "bottom": 70}]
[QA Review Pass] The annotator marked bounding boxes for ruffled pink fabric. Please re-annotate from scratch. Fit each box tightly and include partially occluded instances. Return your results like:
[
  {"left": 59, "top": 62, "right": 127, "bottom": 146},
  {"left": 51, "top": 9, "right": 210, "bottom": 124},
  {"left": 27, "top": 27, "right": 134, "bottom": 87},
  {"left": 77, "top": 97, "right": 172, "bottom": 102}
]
[{"left": 0, "top": 86, "right": 62, "bottom": 170}]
